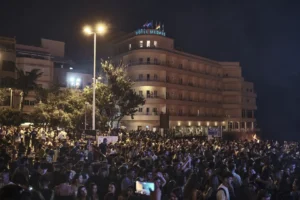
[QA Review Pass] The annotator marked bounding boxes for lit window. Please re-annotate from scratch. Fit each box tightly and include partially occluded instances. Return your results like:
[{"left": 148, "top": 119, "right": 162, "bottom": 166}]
[
  {"left": 139, "top": 41, "right": 143, "bottom": 48},
  {"left": 154, "top": 41, "right": 157, "bottom": 47},
  {"left": 129, "top": 44, "right": 131, "bottom": 50},
  {"left": 138, "top": 107, "right": 143, "bottom": 112},
  {"left": 146, "top": 40, "right": 150, "bottom": 47}
]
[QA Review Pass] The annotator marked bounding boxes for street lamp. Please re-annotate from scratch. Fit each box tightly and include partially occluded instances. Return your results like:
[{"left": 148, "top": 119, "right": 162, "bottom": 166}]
[
  {"left": 83, "top": 23, "right": 107, "bottom": 130},
  {"left": 8, "top": 88, "right": 12, "bottom": 108}
]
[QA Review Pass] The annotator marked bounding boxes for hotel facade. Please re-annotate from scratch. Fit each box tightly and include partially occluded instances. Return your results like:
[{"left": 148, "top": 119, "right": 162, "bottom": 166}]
[{"left": 113, "top": 28, "right": 257, "bottom": 134}]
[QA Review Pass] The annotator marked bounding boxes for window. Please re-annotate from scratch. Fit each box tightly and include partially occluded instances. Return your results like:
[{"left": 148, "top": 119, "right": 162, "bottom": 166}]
[
  {"left": 1, "top": 60, "right": 15, "bottom": 72},
  {"left": 146, "top": 40, "right": 150, "bottom": 47},
  {"left": 179, "top": 93, "right": 183, "bottom": 100},
  {"left": 138, "top": 107, "right": 143, "bottom": 112},
  {"left": 154, "top": 91, "right": 158, "bottom": 97},
  {"left": 153, "top": 108, "right": 158, "bottom": 113},
  {"left": 179, "top": 109, "right": 183, "bottom": 116},
  {"left": 147, "top": 74, "right": 150, "bottom": 81},
  {"left": 153, "top": 74, "right": 158, "bottom": 80},
  {"left": 154, "top": 58, "right": 158, "bottom": 64},
  {"left": 139, "top": 58, "right": 143, "bottom": 64},
  {"left": 139, "top": 41, "right": 143, "bottom": 48},
  {"left": 129, "top": 44, "right": 131, "bottom": 50},
  {"left": 138, "top": 74, "right": 143, "bottom": 80},
  {"left": 24, "top": 100, "right": 30, "bottom": 106},
  {"left": 146, "top": 108, "right": 150, "bottom": 114},
  {"left": 147, "top": 57, "right": 150, "bottom": 64},
  {"left": 146, "top": 90, "right": 150, "bottom": 98},
  {"left": 154, "top": 41, "right": 157, "bottom": 47},
  {"left": 179, "top": 78, "right": 183, "bottom": 84},
  {"left": 178, "top": 64, "right": 183, "bottom": 69},
  {"left": 139, "top": 91, "right": 143, "bottom": 96}
]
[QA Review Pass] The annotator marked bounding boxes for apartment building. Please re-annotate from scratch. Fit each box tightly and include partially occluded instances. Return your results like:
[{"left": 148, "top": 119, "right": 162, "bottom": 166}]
[{"left": 112, "top": 28, "right": 257, "bottom": 134}]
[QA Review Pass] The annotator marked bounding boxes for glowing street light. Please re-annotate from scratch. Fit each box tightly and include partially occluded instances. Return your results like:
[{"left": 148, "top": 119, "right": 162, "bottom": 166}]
[{"left": 83, "top": 22, "right": 108, "bottom": 130}]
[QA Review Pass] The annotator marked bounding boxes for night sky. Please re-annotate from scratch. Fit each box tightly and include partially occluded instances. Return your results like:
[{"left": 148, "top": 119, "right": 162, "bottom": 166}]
[{"left": 1, "top": 0, "right": 300, "bottom": 140}]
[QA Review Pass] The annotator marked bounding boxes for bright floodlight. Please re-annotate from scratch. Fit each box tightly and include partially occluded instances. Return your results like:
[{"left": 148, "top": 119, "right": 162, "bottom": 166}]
[
  {"left": 76, "top": 78, "right": 81, "bottom": 82},
  {"left": 69, "top": 77, "right": 75, "bottom": 83},
  {"left": 96, "top": 24, "right": 106, "bottom": 34},
  {"left": 83, "top": 26, "right": 93, "bottom": 35}
]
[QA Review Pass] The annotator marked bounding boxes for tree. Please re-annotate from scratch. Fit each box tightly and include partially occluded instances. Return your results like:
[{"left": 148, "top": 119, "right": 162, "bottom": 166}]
[
  {"left": 0, "top": 88, "right": 6, "bottom": 104},
  {"left": 0, "top": 108, "right": 25, "bottom": 126},
  {"left": 31, "top": 88, "right": 87, "bottom": 129},
  {"left": 15, "top": 68, "right": 43, "bottom": 110},
  {"left": 84, "top": 61, "right": 145, "bottom": 128}
]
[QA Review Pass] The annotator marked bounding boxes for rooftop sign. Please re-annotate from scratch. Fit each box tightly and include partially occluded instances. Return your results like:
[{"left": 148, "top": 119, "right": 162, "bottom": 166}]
[{"left": 135, "top": 29, "right": 166, "bottom": 37}]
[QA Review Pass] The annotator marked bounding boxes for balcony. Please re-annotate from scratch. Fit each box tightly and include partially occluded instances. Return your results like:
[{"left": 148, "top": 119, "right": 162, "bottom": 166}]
[{"left": 128, "top": 61, "right": 220, "bottom": 79}]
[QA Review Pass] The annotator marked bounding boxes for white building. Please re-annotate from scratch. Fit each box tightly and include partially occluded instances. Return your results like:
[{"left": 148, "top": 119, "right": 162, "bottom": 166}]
[{"left": 112, "top": 28, "right": 257, "bottom": 134}]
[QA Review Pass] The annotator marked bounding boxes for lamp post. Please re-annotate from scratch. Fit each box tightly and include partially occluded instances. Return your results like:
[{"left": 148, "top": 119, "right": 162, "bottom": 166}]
[
  {"left": 83, "top": 23, "right": 107, "bottom": 130},
  {"left": 8, "top": 88, "right": 12, "bottom": 108},
  {"left": 85, "top": 102, "right": 89, "bottom": 130}
]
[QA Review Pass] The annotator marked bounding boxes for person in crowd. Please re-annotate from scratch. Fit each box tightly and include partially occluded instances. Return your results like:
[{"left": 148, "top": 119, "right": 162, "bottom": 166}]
[
  {"left": 77, "top": 185, "right": 88, "bottom": 200},
  {"left": 216, "top": 172, "right": 234, "bottom": 200},
  {"left": 87, "top": 182, "right": 99, "bottom": 200},
  {"left": 1, "top": 126, "right": 300, "bottom": 200},
  {"left": 99, "top": 138, "right": 108, "bottom": 155}
]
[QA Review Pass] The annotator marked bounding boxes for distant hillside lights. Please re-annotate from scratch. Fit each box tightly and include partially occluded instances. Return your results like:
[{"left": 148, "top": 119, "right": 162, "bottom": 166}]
[{"left": 135, "top": 29, "right": 166, "bottom": 37}]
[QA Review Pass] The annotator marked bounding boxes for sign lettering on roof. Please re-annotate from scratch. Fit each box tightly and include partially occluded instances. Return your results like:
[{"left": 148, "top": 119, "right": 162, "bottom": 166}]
[{"left": 135, "top": 29, "right": 166, "bottom": 37}]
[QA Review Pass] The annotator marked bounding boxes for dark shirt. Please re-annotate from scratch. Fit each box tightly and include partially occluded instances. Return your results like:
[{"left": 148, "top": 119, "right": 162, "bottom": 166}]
[
  {"left": 31, "top": 131, "right": 37, "bottom": 140},
  {"left": 99, "top": 143, "right": 107, "bottom": 155}
]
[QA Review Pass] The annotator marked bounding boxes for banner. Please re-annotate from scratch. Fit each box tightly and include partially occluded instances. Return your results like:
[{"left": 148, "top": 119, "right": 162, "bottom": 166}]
[
  {"left": 97, "top": 136, "right": 118, "bottom": 146},
  {"left": 208, "top": 127, "right": 222, "bottom": 137}
]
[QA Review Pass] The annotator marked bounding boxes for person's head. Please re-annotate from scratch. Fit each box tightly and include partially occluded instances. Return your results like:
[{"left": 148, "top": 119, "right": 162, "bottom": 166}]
[
  {"left": 293, "top": 178, "right": 300, "bottom": 191},
  {"left": 170, "top": 187, "right": 183, "bottom": 200},
  {"left": 77, "top": 186, "right": 87, "bottom": 199},
  {"left": 89, "top": 183, "right": 97, "bottom": 195},
  {"left": 73, "top": 173, "right": 84, "bottom": 185},
  {"left": 108, "top": 182, "right": 116, "bottom": 194},
  {"left": 127, "top": 186, "right": 134, "bottom": 197},
  {"left": 145, "top": 170, "right": 153, "bottom": 181},
  {"left": 221, "top": 171, "right": 233, "bottom": 187},
  {"left": 128, "top": 169, "right": 136, "bottom": 179},
  {"left": 103, "top": 138, "right": 107, "bottom": 144},
  {"left": 40, "top": 176, "right": 50, "bottom": 188}
]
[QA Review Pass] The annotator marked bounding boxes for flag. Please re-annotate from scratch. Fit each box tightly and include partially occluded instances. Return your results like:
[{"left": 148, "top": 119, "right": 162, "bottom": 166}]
[
  {"left": 156, "top": 23, "right": 161, "bottom": 30},
  {"left": 143, "top": 21, "right": 152, "bottom": 28},
  {"left": 143, "top": 21, "right": 149, "bottom": 27}
]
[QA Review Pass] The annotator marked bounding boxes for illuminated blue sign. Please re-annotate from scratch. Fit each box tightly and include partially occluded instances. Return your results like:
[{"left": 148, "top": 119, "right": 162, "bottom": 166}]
[{"left": 135, "top": 29, "right": 166, "bottom": 37}]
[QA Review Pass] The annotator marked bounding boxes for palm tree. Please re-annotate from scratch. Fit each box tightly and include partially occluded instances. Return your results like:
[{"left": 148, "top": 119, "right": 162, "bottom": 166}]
[{"left": 15, "top": 68, "right": 43, "bottom": 110}]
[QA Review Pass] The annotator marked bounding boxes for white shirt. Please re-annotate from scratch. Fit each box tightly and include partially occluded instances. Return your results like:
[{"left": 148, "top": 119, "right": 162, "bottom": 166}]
[{"left": 217, "top": 184, "right": 230, "bottom": 200}]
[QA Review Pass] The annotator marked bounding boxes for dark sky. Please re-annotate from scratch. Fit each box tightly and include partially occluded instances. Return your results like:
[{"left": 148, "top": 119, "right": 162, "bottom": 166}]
[{"left": 1, "top": 0, "right": 300, "bottom": 140}]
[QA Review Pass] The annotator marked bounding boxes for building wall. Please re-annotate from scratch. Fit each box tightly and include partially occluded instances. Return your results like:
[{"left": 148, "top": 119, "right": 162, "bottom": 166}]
[
  {"left": 114, "top": 29, "right": 257, "bottom": 133},
  {"left": 0, "top": 37, "right": 16, "bottom": 84}
]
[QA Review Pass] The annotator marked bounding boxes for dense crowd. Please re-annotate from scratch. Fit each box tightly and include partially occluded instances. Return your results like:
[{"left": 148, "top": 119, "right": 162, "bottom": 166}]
[{"left": 0, "top": 126, "right": 300, "bottom": 200}]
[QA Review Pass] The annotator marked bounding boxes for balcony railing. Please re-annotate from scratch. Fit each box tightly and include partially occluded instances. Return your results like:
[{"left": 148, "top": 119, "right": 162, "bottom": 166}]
[
  {"left": 128, "top": 61, "right": 220, "bottom": 78},
  {"left": 168, "top": 113, "right": 223, "bottom": 118},
  {"left": 135, "top": 78, "right": 165, "bottom": 82},
  {"left": 166, "top": 97, "right": 222, "bottom": 104}
]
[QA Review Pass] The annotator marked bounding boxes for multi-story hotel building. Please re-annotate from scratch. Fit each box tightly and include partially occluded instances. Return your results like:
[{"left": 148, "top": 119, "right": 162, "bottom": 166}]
[
  {"left": 112, "top": 28, "right": 257, "bottom": 134},
  {"left": 16, "top": 44, "right": 54, "bottom": 113}
]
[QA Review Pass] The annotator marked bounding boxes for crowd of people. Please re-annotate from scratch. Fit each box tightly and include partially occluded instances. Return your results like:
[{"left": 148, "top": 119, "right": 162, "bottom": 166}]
[{"left": 0, "top": 126, "right": 300, "bottom": 200}]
